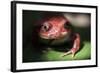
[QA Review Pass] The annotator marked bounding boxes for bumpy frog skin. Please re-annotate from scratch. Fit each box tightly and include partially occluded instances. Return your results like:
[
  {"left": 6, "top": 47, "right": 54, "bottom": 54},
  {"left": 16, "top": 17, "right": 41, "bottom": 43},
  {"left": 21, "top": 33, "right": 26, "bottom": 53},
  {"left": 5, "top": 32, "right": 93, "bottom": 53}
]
[{"left": 39, "top": 15, "right": 80, "bottom": 57}]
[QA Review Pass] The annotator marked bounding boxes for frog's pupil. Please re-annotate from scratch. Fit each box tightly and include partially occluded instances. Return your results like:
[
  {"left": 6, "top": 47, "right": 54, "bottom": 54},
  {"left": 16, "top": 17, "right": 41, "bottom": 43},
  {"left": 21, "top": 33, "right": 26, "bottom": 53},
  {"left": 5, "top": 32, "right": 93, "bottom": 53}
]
[
  {"left": 43, "top": 25, "right": 49, "bottom": 31},
  {"left": 44, "top": 26, "right": 46, "bottom": 29}
]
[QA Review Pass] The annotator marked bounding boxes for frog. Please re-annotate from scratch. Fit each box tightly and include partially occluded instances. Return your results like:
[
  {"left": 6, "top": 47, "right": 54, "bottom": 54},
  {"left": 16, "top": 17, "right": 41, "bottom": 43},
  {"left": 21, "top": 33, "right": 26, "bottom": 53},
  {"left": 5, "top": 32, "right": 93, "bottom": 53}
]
[{"left": 39, "top": 15, "right": 80, "bottom": 57}]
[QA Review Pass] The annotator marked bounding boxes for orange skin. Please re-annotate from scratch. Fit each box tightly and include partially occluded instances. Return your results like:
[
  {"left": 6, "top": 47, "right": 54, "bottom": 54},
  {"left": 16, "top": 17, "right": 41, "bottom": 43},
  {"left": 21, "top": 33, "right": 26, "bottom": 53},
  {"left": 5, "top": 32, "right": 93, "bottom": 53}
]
[{"left": 39, "top": 16, "right": 80, "bottom": 57}]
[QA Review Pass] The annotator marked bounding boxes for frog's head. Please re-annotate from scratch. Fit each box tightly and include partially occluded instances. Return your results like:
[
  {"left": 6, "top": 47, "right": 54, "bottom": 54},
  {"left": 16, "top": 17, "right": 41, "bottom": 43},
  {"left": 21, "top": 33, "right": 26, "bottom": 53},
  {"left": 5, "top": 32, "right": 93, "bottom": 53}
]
[{"left": 39, "top": 16, "right": 71, "bottom": 39}]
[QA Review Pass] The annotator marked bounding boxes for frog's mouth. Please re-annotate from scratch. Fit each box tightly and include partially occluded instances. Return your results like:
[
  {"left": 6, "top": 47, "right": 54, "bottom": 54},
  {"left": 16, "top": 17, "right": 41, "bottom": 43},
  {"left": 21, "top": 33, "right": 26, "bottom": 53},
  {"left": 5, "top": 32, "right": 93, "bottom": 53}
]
[
  {"left": 39, "top": 31, "right": 72, "bottom": 45},
  {"left": 39, "top": 31, "right": 70, "bottom": 40},
  {"left": 39, "top": 34, "right": 51, "bottom": 39}
]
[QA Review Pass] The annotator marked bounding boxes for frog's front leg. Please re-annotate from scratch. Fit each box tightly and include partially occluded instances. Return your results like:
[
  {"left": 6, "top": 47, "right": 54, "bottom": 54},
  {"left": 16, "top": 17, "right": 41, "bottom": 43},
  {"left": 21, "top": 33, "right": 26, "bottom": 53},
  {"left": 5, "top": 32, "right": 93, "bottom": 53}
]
[{"left": 62, "top": 33, "right": 80, "bottom": 57}]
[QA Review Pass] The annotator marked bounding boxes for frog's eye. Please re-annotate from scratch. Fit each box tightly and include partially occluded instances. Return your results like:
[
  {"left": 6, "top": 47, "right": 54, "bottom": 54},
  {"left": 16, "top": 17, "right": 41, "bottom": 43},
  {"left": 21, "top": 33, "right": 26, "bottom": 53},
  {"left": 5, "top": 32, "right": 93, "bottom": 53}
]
[
  {"left": 42, "top": 22, "right": 51, "bottom": 32},
  {"left": 64, "top": 22, "right": 72, "bottom": 29}
]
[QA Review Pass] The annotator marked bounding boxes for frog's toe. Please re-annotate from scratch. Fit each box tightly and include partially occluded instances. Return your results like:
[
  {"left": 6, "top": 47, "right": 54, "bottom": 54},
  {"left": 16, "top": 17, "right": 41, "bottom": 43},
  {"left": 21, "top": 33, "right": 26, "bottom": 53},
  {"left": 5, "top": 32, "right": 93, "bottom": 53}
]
[
  {"left": 61, "top": 51, "right": 72, "bottom": 57},
  {"left": 61, "top": 50, "right": 76, "bottom": 58}
]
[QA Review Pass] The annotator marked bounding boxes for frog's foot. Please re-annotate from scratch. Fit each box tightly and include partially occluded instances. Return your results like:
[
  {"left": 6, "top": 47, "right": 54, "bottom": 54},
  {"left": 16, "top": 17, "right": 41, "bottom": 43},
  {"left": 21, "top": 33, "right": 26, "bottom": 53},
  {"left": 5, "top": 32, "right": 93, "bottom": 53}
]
[
  {"left": 61, "top": 33, "right": 80, "bottom": 58},
  {"left": 61, "top": 48, "right": 76, "bottom": 58}
]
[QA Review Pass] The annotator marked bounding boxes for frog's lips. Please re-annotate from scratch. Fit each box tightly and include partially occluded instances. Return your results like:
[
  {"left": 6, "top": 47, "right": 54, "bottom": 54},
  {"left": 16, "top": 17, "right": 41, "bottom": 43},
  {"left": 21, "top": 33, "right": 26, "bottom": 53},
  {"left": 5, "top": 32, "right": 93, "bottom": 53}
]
[
  {"left": 40, "top": 34, "right": 51, "bottom": 39},
  {"left": 40, "top": 34, "right": 56, "bottom": 39},
  {"left": 39, "top": 32, "right": 68, "bottom": 39}
]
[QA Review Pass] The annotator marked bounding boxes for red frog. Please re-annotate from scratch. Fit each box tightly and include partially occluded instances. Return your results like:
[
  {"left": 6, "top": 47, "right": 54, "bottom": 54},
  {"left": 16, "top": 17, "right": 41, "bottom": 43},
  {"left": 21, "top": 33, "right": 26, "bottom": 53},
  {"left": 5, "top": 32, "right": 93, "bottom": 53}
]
[{"left": 39, "top": 15, "right": 80, "bottom": 57}]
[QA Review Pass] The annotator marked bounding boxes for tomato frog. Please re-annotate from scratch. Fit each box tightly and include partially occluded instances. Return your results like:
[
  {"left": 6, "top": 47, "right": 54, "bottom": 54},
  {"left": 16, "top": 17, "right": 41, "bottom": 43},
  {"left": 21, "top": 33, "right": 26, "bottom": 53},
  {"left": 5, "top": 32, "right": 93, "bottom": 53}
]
[{"left": 39, "top": 15, "right": 80, "bottom": 57}]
